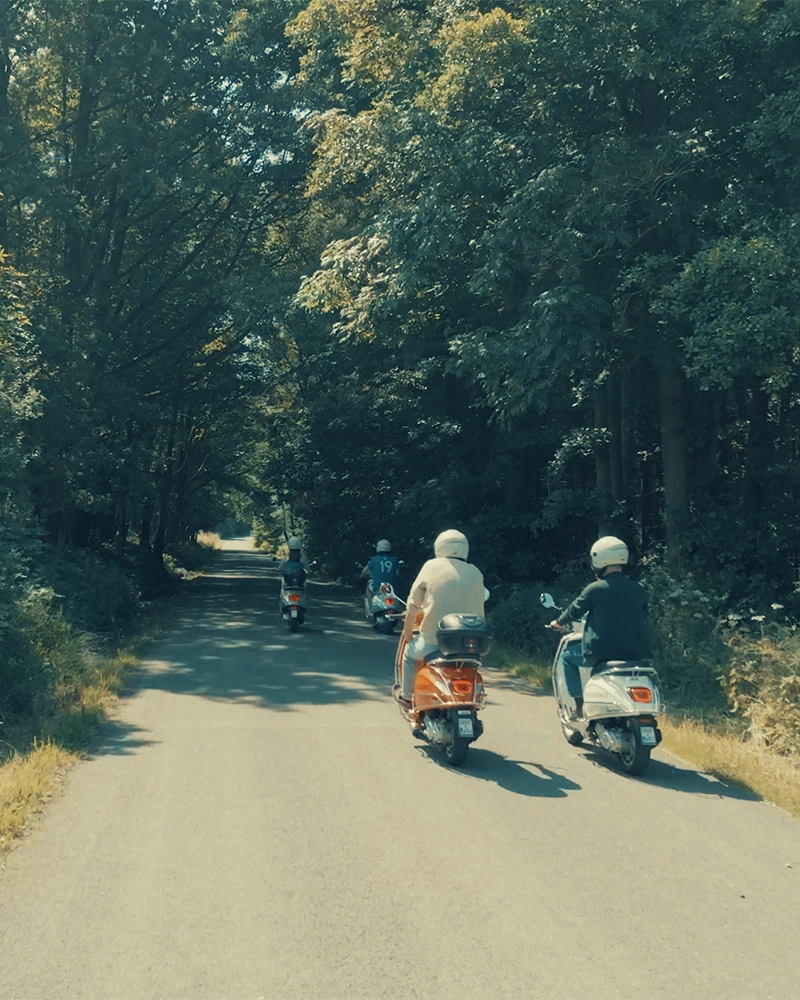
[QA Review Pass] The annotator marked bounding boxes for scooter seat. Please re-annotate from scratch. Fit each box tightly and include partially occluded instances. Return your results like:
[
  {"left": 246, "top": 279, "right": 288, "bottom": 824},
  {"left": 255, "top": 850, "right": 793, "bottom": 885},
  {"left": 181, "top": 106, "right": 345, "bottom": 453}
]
[
  {"left": 423, "top": 651, "right": 481, "bottom": 664},
  {"left": 593, "top": 659, "right": 654, "bottom": 674}
]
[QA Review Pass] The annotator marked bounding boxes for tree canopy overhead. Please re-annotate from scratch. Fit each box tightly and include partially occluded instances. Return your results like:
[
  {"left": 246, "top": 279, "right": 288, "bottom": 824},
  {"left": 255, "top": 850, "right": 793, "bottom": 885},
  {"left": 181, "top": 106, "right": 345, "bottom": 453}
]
[
  {"left": 274, "top": 0, "right": 800, "bottom": 590},
  {"left": 1, "top": 0, "right": 799, "bottom": 613}
]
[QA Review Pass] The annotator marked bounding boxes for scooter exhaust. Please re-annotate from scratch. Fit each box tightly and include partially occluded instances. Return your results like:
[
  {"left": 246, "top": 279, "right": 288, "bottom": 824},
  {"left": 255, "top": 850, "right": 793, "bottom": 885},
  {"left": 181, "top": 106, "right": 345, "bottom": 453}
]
[
  {"left": 595, "top": 722, "right": 633, "bottom": 754},
  {"left": 422, "top": 716, "right": 450, "bottom": 744}
]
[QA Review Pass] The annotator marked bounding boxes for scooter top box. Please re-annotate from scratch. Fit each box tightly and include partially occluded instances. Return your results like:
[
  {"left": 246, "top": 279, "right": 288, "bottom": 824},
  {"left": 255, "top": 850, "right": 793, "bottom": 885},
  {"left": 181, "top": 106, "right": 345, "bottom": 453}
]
[{"left": 436, "top": 614, "right": 492, "bottom": 655}]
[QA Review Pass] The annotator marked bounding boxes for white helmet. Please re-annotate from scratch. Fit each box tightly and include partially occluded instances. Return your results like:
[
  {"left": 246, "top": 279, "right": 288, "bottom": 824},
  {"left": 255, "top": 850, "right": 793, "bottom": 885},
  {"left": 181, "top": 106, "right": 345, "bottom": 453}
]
[
  {"left": 434, "top": 529, "right": 469, "bottom": 560},
  {"left": 590, "top": 536, "right": 629, "bottom": 571},
  {"left": 376, "top": 539, "right": 391, "bottom": 553},
  {"left": 287, "top": 537, "right": 302, "bottom": 551}
]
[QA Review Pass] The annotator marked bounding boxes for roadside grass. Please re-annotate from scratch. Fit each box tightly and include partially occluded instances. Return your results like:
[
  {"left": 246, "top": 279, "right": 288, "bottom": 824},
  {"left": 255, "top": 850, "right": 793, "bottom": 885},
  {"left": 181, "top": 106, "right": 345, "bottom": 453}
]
[
  {"left": 0, "top": 740, "right": 75, "bottom": 849},
  {"left": 0, "top": 613, "right": 168, "bottom": 854},
  {"left": 164, "top": 531, "right": 222, "bottom": 579},
  {"left": 494, "top": 645, "right": 800, "bottom": 818},
  {"left": 0, "top": 539, "right": 220, "bottom": 855},
  {"left": 485, "top": 642, "right": 552, "bottom": 690},
  {"left": 660, "top": 714, "right": 800, "bottom": 818}
]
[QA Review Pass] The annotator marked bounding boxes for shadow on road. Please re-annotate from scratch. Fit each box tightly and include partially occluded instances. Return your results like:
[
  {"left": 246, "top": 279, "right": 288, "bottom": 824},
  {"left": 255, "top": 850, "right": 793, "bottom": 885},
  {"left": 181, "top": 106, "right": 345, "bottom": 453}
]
[
  {"left": 578, "top": 747, "right": 759, "bottom": 801},
  {"left": 419, "top": 745, "right": 582, "bottom": 798},
  {"left": 86, "top": 721, "right": 159, "bottom": 758}
]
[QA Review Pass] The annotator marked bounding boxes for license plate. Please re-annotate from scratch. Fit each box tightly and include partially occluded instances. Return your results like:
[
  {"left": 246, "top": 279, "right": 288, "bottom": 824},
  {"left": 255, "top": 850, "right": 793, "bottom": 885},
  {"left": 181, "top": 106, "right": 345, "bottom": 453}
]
[
  {"left": 639, "top": 726, "right": 657, "bottom": 745},
  {"left": 457, "top": 716, "right": 474, "bottom": 737},
  {"left": 290, "top": 608, "right": 298, "bottom": 618}
]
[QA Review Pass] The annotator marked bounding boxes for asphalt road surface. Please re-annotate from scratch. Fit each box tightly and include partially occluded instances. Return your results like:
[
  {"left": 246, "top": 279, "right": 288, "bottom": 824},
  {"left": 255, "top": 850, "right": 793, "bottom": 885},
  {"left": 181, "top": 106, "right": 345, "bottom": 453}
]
[{"left": 1, "top": 541, "right": 799, "bottom": 1000}]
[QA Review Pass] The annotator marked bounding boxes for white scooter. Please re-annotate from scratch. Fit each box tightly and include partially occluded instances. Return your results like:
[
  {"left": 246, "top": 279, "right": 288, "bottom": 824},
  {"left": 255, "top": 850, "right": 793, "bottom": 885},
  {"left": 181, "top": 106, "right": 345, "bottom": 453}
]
[
  {"left": 364, "top": 582, "right": 406, "bottom": 635},
  {"left": 280, "top": 561, "right": 317, "bottom": 633},
  {"left": 541, "top": 593, "right": 663, "bottom": 776},
  {"left": 280, "top": 576, "right": 307, "bottom": 632}
]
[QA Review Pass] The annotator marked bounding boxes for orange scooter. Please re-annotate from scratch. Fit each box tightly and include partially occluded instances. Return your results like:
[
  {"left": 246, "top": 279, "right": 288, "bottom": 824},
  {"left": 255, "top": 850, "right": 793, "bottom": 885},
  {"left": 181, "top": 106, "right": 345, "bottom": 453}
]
[{"left": 394, "top": 613, "right": 491, "bottom": 767}]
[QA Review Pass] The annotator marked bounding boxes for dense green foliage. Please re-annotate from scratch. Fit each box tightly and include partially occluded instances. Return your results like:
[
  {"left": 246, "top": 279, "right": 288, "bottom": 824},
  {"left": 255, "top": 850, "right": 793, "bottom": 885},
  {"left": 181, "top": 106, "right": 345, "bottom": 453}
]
[
  {"left": 2, "top": 1, "right": 800, "bottom": 729},
  {"left": 0, "top": 0, "right": 303, "bottom": 717},
  {"left": 279, "top": 0, "right": 800, "bottom": 594}
]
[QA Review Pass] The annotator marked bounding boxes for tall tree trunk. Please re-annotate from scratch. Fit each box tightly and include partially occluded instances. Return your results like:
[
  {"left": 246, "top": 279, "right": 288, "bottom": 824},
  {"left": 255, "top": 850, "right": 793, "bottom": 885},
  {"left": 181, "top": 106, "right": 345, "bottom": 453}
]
[
  {"left": 743, "top": 385, "right": 770, "bottom": 519},
  {"left": 620, "top": 367, "right": 642, "bottom": 554},
  {"left": 657, "top": 359, "right": 690, "bottom": 569},
  {"left": 114, "top": 503, "right": 128, "bottom": 558},
  {"left": 139, "top": 499, "right": 154, "bottom": 552},
  {"left": 152, "top": 400, "right": 179, "bottom": 565},
  {"left": 697, "top": 389, "right": 724, "bottom": 499},
  {"left": 594, "top": 383, "right": 613, "bottom": 535},
  {"left": 64, "top": 5, "right": 100, "bottom": 297},
  {"left": 0, "top": 27, "right": 11, "bottom": 244}
]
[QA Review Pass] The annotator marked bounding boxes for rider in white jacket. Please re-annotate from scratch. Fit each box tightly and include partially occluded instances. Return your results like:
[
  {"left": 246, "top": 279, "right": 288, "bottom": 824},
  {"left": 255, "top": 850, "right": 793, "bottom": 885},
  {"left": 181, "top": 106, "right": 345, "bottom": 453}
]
[{"left": 396, "top": 530, "right": 485, "bottom": 705}]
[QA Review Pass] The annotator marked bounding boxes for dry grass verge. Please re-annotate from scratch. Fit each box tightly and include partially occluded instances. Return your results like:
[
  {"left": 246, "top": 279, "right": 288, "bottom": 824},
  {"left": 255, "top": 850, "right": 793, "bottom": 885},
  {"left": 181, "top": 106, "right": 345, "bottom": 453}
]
[
  {"left": 0, "top": 619, "right": 166, "bottom": 855},
  {"left": 660, "top": 714, "right": 800, "bottom": 818},
  {"left": 0, "top": 740, "right": 76, "bottom": 851},
  {"left": 0, "top": 540, "right": 221, "bottom": 854}
]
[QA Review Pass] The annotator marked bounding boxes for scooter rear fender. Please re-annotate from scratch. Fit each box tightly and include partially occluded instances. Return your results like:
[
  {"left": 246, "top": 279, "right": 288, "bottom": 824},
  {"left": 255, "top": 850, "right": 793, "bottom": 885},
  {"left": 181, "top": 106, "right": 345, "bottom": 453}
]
[
  {"left": 582, "top": 670, "right": 662, "bottom": 718},
  {"left": 412, "top": 663, "right": 484, "bottom": 713}
]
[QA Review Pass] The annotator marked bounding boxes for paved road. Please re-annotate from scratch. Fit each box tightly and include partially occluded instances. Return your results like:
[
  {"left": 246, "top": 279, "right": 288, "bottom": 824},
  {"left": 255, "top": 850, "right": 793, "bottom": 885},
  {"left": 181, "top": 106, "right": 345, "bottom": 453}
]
[{"left": 1, "top": 542, "right": 799, "bottom": 1000}]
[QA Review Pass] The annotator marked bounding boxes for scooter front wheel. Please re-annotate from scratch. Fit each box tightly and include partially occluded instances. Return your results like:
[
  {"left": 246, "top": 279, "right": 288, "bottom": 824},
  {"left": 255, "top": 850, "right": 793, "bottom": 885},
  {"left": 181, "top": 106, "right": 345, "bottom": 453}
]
[
  {"left": 618, "top": 733, "right": 651, "bottom": 775},
  {"left": 444, "top": 736, "right": 469, "bottom": 767}
]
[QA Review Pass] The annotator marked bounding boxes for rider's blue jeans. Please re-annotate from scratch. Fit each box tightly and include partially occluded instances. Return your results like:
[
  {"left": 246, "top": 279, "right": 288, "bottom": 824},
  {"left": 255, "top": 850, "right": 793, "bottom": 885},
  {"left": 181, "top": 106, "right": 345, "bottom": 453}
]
[
  {"left": 560, "top": 643, "right": 585, "bottom": 700},
  {"left": 402, "top": 634, "right": 438, "bottom": 700}
]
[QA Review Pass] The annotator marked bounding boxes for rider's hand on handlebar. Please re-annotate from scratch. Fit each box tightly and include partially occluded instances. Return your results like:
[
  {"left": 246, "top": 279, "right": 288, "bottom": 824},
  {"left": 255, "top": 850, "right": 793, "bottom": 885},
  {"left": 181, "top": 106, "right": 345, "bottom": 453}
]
[{"left": 548, "top": 619, "right": 566, "bottom": 631}]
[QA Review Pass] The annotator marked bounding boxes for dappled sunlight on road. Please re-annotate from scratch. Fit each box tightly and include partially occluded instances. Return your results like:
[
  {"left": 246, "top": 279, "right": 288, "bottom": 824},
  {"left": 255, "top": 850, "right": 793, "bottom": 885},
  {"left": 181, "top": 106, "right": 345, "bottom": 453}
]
[
  {"left": 95, "top": 549, "right": 759, "bottom": 808},
  {"left": 132, "top": 548, "right": 396, "bottom": 714}
]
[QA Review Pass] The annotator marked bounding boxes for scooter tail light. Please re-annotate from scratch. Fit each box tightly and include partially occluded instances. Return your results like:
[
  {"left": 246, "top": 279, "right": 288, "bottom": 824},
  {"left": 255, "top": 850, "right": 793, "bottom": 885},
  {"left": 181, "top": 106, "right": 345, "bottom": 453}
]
[
  {"left": 628, "top": 686, "right": 652, "bottom": 703},
  {"left": 385, "top": 597, "right": 395, "bottom": 606},
  {"left": 451, "top": 680, "right": 473, "bottom": 696},
  {"left": 289, "top": 593, "right": 300, "bottom": 602}
]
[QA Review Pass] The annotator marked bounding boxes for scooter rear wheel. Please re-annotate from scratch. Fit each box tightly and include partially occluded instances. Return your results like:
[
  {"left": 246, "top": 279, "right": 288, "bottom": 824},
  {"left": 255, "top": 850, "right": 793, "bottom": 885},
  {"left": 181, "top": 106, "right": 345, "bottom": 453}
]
[
  {"left": 289, "top": 618, "right": 299, "bottom": 633},
  {"left": 618, "top": 735, "right": 651, "bottom": 775},
  {"left": 444, "top": 736, "right": 469, "bottom": 767}
]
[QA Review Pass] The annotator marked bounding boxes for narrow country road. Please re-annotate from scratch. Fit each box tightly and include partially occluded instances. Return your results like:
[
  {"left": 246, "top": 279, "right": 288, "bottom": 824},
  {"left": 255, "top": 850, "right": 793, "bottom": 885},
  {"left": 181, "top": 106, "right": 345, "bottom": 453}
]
[{"left": 1, "top": 541, "right": 798, "bottom": 1000}]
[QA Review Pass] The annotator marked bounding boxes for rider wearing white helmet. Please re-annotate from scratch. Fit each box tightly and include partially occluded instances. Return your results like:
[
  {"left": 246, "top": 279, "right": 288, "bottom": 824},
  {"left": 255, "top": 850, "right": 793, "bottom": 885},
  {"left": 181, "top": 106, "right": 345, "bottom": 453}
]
[
  {"left": 396, "top": 529, "right": 485, "bottom": 705},
  {"left": 550, "top": 536, "right": 651, "bottom": 719},
  {"left": 280, "top": 536, "right": 308, "bottom": 584},
  {"left": 361, "top": 539, "right": 402, "bottom": 602}
]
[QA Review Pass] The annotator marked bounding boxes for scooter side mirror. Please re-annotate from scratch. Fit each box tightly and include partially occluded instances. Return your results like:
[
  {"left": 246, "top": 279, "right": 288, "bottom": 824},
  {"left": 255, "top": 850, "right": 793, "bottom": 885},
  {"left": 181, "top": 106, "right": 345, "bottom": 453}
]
[
  {"left": 540, "top": 593, "right": 555, "bottom": 609},
  {"left": 484, "top": 588, "right": 491, "bottom": 601}
]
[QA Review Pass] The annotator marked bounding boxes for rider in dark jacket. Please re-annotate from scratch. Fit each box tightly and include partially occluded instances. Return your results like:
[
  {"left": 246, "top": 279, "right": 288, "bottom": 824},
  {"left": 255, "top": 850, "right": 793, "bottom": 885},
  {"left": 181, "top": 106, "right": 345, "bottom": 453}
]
[
  {"left": 550, "top": 536, "right": 650, "bottom": 719},
  {"left": 280, "top": 537, "right": 308, "bottom": 585}
]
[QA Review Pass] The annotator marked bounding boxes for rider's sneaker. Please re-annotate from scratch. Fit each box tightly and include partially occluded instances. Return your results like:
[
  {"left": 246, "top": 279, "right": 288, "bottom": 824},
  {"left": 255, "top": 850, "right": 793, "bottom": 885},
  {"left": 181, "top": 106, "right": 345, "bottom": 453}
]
[{"left": 392, "top": 684, "right": 412, "bottom": 709}]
